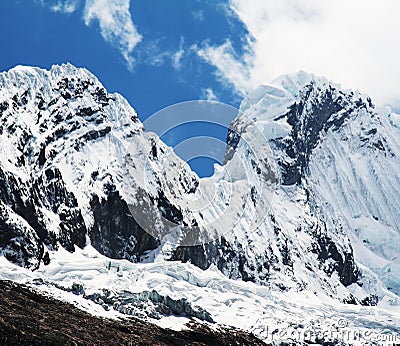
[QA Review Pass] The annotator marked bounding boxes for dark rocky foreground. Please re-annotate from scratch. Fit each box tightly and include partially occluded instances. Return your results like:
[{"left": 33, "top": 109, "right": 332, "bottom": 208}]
[{"left": 0, "top": 280, "right": 266, "bottom": 346}]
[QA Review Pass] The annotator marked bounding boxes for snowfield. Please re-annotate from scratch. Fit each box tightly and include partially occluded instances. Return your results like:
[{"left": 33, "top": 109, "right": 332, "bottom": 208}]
[{"left": 1, "top": 245, "right": 399, "bottom": 345}]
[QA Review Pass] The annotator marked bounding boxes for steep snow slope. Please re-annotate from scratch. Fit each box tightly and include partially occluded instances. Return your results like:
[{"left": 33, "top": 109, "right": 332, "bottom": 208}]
[
  {"left": 224, "top": 71, "right": 400, "bottom": 300},
  {"left": 307, "top": 95, "right": 400, "bottom": 296}
]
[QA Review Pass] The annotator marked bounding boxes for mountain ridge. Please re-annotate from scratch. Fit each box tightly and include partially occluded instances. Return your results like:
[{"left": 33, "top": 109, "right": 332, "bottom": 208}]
[{"left": 0, "top": 63, "right": 398, "bottom": 306}]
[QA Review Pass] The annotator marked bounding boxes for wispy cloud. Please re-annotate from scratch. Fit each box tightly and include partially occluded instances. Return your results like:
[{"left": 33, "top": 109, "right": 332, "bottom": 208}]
[
  {"left": 201, "top": 87, "right": 218, "bottom": 102},
  {"left": 197, "top": 39, "right": 252, "bottom": 96},
  {"left": 83, "top": 0, "right": 142, "bottom": 70},
  {"left": 197, "top": 0, "right": 400, "bottom": 108},
  {"left": 132, "top": 37, "right": 188, "bottom": 71},
  {"left": 133, "top": 39, "right": 172, "bottom": 67},
  {"left": 172, "top": 37, "right": 185, "bottom": 71},
  {"left": 37, "top": 0, "right": 142, "bottom": 70},
  {"left": 36, "top": 0, "right": 80, "bottom": 14},
  {"left": 192, "top": 9, "right": 204, "bottom": 22}
]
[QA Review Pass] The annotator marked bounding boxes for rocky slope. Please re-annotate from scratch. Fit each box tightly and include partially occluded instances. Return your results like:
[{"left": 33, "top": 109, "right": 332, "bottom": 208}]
[{"left": 0, "top": 280, "right": 265, "bottom": 346}]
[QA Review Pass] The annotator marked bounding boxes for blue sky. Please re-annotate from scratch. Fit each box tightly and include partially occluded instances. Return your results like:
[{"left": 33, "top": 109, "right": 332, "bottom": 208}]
[
  {"left": 0, "top": 1, "right": 248, "bottom": 115},
  {"left": 1, "top": 0, "right": 399, "bottom": 176}
]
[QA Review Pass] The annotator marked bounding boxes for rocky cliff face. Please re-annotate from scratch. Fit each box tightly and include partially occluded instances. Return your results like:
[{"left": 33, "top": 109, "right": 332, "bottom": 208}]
[
  {"left": 0, "top": 64, "right": 197, "bottom": 267},
  {"left": 0, "top": 65, "right": 398, "bottom": 306}
]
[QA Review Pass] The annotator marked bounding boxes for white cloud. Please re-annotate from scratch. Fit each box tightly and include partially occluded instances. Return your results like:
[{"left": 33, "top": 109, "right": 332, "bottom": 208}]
[
  {"left": 134, "top": 40, "right": 170, "bottom": 67},
  {"left": 197, "top": 39, "right": 253, "bottom": 95},
  {"left": 172, "top": 38, "right": 185, "bottom": 70},
  {"left": 192, "top": 10, "right": 204, "bottom": 22},
  {"left": 133, "top": 37, "right": 187, "bottom": 70},
  {"left": 38, "top": 0, "right": 142, "bottom": 70},
  {"left": 201, "top": 88, "right": 218, "bottom": 101},
  {"left": 172, "top": 49, "right": 183, "bottom": 70},
  {"left": 37, "top": 0, "right": 80, "bottom": 14},
  {"left": 83, "top": 0, "right": 142, "bottom": 70},
  {"left": 197, "top": 0, "right": 400, "bottom": 108}
]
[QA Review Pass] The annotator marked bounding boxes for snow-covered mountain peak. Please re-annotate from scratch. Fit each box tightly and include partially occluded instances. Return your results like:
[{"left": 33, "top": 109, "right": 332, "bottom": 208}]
[
  {"left": 0, "top": 63, "right": 174, "bottom": 268},
  {"left": 233, "top": 71, "right": 400, "bottom": 299},
  {"left": 272, "top": 70, "right": 339, "bottom": 96},
  {"left": 4, "top": 63, "right": 99, "bottom": 85}
]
